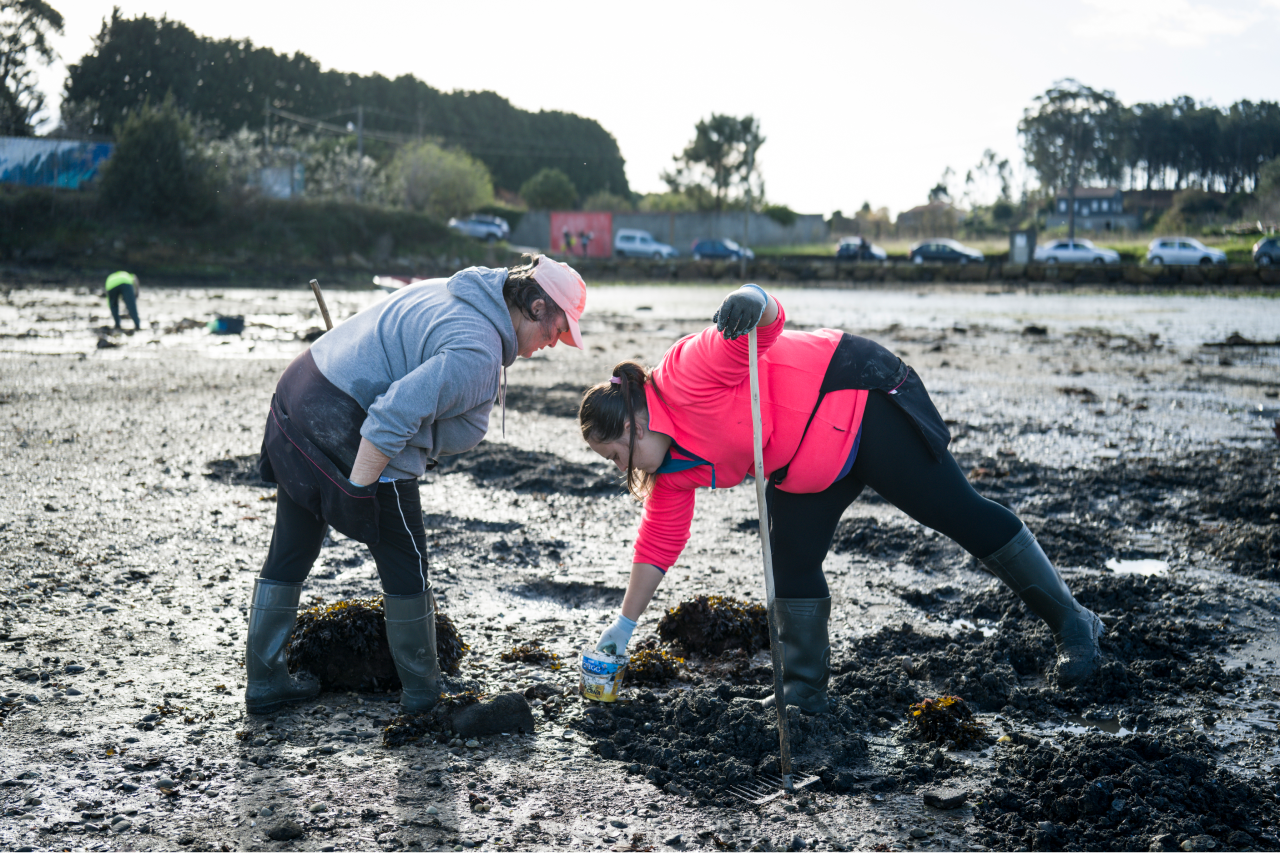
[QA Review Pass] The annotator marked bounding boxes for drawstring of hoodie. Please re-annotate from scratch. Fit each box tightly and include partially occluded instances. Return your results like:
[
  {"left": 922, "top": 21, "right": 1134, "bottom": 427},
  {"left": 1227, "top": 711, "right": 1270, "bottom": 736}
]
[{"left": 500, "top": 365, "right": 507, "bottom": 438}]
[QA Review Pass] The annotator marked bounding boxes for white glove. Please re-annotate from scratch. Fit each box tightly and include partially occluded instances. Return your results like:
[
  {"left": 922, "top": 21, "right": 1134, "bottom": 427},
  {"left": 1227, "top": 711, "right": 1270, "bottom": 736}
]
[{"left": 595, "top": 614, "right": 637, "bottom": 656}]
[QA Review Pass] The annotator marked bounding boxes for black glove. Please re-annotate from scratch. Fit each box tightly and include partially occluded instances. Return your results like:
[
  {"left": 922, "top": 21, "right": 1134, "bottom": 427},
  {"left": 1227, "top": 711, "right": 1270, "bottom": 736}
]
[{"left": 713, "top": 285, "right": 767, "bottom": 340}]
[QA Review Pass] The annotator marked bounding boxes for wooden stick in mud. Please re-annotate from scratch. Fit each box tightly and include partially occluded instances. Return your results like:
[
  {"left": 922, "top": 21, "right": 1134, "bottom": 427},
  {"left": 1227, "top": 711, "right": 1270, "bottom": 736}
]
[{"left": 309, "top": 279, "right": 334, "bottom": 331}]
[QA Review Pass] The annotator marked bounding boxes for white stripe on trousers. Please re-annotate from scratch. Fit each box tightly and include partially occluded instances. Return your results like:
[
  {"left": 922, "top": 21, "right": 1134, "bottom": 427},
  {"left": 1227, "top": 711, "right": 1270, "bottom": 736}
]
[{"left": 392, "top": 480, "right": 428, "bottom": 593}]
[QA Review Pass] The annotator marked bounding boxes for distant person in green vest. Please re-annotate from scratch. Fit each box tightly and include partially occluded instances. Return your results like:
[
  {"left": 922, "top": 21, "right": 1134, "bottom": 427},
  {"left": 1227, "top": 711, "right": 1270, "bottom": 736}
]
[{"left": 104, "top": 271, "right": 142, "bottom": 332}]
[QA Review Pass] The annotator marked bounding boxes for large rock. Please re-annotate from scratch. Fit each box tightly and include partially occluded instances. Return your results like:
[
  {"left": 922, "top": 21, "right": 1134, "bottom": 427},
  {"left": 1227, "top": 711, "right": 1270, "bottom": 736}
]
[{"left": 449, "top": 692, "right": 535, "bottom": 737}]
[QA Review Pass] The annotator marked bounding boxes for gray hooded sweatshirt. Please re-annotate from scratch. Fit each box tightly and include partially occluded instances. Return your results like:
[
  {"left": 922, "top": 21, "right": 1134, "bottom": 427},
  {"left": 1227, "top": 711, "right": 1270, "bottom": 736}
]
[{"left": 309, "top": 267, "right": 516, "bottom": 479}]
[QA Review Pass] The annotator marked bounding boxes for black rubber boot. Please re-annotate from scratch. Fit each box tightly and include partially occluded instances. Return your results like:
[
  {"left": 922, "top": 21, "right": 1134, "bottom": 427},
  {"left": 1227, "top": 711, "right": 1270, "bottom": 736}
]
[
  {"left": 244, "top": 578, "right": 320, "bottom": 714},
  {"left": 384, "top": 590, "right": 442, "bottom": 713},
  {"left": 980, "top": 525, "right": 1104, "bottom": 686},
  {"left": 760, "top": 596, "right": 832, "bottom": 714}
]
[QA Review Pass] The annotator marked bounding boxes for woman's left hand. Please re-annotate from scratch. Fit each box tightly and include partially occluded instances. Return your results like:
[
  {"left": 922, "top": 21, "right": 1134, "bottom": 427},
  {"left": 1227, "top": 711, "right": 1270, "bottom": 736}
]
[{"left": 713, "top": 285, "right": 768, "bottom": 340}]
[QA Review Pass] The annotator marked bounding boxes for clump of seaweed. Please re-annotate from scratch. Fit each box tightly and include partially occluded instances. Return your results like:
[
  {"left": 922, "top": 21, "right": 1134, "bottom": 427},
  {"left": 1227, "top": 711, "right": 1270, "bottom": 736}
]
[
  {"left": 287, "top": 597, "right": 469, "bottom": 691},
  {"left": 382, "top": 691, "right": 483, "bottom": 748},
  {"left": 657, "top": 595, "right": 768, "bottom": 656},
  {"left": 907, "top": 695, "right": 987, "bottom": 749},
  {"left": 500, "top": 642, "right": 561, "bottom": 669},
  {"left": 628, "top": 648, "right": 683, "bottom": 685}
]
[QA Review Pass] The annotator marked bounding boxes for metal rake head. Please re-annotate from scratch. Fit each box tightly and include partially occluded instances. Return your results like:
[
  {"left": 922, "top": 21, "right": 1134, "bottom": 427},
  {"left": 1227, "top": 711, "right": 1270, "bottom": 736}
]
[{"left": 728, "top": 771, "right": 822, "bottom": 805}]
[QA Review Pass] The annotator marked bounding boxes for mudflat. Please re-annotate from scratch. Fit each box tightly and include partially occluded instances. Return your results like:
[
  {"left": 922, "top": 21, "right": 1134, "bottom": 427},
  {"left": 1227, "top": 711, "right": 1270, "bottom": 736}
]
[{"left": 2, "top": 282, "right": 1278, "bottom": 852}]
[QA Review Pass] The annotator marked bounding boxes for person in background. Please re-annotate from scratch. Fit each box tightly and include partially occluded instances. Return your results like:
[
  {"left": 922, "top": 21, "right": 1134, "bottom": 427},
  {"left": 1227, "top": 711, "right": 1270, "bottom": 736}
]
[
  {"left": 246, "top": 255, "right": 587, "bottom": 715},
  {"left": 578, "top": 284, "right": 1104, "bottom": 713},
  {"left": 104, "top": 270, "right": 141, "bottom": 332}
]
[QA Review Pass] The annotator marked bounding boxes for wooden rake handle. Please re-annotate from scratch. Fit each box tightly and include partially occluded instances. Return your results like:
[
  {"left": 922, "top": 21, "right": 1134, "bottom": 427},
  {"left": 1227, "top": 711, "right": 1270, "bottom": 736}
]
[{"left": 748, "top": 326, "right": 795, "bottom": 792}]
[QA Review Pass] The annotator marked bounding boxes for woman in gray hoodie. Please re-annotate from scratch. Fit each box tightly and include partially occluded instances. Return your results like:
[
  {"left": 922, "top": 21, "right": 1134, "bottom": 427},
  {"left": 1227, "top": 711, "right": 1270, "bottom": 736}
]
[{"left": 247, "top": 255, "right": 587, "bottom": 715}]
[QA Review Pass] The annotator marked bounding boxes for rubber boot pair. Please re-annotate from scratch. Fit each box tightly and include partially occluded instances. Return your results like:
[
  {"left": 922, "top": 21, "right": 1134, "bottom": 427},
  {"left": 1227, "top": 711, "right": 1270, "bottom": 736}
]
[
  {"left": 760, "top": 597, "right": 832, "bottom": 715},
  {"left": 244, "top": 579, "right": 441, "bottom": 714},
  {"left": 980, "top": 525, "right": 1104, "bottom": 686}
]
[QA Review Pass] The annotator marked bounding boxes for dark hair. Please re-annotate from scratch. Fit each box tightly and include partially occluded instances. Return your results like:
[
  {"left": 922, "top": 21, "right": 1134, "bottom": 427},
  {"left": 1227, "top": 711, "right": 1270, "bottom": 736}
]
[
  {"left": 579, "top": 361, "right": 656, "bottom": 500},
  {"left": 504, "top": 254, "right": 565, "bottom": 337}
]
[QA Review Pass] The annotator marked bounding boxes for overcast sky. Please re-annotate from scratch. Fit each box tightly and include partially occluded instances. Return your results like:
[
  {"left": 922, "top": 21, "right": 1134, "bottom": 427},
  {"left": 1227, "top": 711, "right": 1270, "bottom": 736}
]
[{"left": 32, "top": 0, "right": 1280, "bottom": 217}]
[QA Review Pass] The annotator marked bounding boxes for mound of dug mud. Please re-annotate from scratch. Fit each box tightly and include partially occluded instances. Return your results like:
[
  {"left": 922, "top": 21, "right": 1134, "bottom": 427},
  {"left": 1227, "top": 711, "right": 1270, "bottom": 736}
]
[
  {"left": 432, "top": 442, "right": 619, "bottom": 496},
  {"left": 887, "top": 573, "right": 1237, "bottom": 713},
  {"left": 832, "top": 517, "right": 968, "bottom": 569},
  {"left": 205, "top": 454, "right": 272, "bottom": 487},
  {"left": 957, "top": 446, "right": 1279, "bottom": 581},
  {"left": 572, "top": 686, "right": 870, "bottom": 806},
  {"left": 975, "top": 731, "right": 1280, "bottom": 852}
]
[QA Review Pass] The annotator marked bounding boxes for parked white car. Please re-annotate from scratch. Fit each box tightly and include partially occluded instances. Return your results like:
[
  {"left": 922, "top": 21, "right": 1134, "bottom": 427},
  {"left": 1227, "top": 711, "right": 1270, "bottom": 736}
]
[
  {"left": 614, "top": 229, "right": 678, "bottom": 259},
  {"left": 1034, "top": 238, "right": 1120, "bottom": 264},
  {"left": 447, "top": 214, "right": 510, "bottom": 242},
  {"left": 1145, "top": 237, "right": 1227, "bottom": 266}
]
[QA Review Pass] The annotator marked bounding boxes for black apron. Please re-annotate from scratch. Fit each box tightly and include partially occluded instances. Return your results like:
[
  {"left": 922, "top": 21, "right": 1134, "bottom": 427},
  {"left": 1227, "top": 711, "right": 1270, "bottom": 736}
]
[{"left": 257, "top": 351, "right": 382, "bottom": 545}]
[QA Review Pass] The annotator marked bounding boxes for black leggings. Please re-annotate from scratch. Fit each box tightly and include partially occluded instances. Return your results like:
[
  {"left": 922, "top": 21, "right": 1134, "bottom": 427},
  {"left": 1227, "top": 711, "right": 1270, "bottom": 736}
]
[
  {"left": 260, "top": 476, "right": 431, "bottom": 596},
  {"left": 767, "top": 390, "right": 1022, "bottom": 598}
]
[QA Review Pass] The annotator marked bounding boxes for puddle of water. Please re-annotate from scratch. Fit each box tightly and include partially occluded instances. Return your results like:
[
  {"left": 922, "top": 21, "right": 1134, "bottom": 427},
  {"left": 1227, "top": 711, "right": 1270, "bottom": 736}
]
[
  {"left": 949, "top": 618, "right": 999, "bottom": 638},
  {"left": 1105, "top": 558, "right": 1169, "bottom": 576},
  {"left": 1063, "top": 715, "right": 1129, "bottom": 735}
]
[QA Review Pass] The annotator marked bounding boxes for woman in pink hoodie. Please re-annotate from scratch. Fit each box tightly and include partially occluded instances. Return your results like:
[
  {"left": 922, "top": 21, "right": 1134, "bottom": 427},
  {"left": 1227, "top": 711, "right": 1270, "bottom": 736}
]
[{"left": 579, "top": 284, "right": 1103, "bottom": 713}]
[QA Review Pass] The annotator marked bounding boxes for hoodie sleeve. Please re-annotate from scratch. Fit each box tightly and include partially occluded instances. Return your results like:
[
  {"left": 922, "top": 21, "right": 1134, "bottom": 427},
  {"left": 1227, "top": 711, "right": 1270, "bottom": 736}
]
[
  {"left": 663, "top": 299, "right": 786, "bottom": 393},
  {"left": 359, "top": 344, "right": 498, "bottom": 460},
  {"left": 631, "top": 468, "right": 708, "bottom": 572}
]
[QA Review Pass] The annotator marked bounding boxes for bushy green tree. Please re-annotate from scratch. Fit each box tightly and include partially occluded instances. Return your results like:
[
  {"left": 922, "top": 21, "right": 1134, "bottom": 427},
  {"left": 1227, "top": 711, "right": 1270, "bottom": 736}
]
[
  {"left": 662, "top": 114, "right": 765, "bottom": 212},
  {"left": 64, "top": 11, "right": 630, "bottom": 196},
  {"left": 520, "top": 167, "right": 577, "bottom": 210},
  {"left": 0, "top": 0, "right": 64, "bottom": 135},
  {"left": 386, "top": 140, "right": 493, "bottom": 220},
  {"left": 99, "top": 97, "right": 217, "bottom": 222},
  {"left": 1020, "top": 79, "right": 1121, "bottom": 240}
]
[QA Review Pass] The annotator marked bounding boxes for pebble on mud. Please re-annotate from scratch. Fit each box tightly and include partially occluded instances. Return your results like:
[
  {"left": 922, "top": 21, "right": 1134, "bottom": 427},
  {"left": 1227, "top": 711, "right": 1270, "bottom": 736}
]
[
  {"left": 922, "top": 788, "right": 969, "bottom": 810},
  {"left": 265, "top": 819, "right": 306, "bottom": 841}
]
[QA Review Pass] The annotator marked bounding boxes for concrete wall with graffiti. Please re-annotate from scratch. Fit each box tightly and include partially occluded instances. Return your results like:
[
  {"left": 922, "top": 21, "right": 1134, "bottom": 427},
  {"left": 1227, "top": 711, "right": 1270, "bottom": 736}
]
[{"left": 0, "top": 138, "right": 115, "bottom": 189}]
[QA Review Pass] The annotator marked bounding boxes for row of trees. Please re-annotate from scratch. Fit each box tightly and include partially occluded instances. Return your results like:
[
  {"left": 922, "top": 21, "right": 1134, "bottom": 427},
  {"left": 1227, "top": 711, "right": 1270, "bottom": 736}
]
[
  {"left": 58, "top": 10, "right": 630, "bottom": 199},
  {"left": 1021, "top": 79, "right": 1280, "bottom": 237}
]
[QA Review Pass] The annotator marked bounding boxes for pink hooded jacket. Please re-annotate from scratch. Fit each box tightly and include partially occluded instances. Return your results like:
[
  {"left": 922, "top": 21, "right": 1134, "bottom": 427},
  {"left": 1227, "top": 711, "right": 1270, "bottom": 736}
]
[{"left": 634, "top": 300, "right": 868, "bottom": 571}]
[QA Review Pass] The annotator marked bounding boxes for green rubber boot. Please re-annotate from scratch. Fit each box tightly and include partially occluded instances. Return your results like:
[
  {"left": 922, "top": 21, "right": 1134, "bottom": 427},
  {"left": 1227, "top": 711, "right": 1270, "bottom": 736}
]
[
  {"left": 384, "top": 590, "right": 442, "bottom": 713},
  {"left": 244, "top": 578, "right": 320, "bottom": 715},
  {"left": 980, "top": 525, "right": 1104, "bottom": 687},
  {"left": 760, "top": 596, "right": 832, "bottom": 714}
]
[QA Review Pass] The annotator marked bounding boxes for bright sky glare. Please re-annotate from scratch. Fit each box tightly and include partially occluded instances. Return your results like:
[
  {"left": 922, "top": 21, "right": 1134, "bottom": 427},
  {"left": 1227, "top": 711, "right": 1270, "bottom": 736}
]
[{"left": 33, "top": 0, "right": 1280, "bottom": 218}]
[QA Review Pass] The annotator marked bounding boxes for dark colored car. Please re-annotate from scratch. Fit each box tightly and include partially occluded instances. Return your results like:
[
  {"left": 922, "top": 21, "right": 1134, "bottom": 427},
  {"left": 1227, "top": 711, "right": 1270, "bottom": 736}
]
[
  {"left": 836, "top": 236, "right": 888, "bottom": 261},
  {"left": 691, "top": 239, "right": 754, "bottom": 260},
  {"left": 1253, "top": 237, "right": 1279, "bottom": 266},
  {"left": 908, "top": 238, "right": 985, "bottom": 264}
]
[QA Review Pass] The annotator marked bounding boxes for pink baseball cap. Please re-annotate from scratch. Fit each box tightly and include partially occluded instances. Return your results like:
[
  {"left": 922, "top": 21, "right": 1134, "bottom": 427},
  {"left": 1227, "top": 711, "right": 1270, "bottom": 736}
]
[{"left": 532, "top": 257, "right": 586, "bottom": 349}]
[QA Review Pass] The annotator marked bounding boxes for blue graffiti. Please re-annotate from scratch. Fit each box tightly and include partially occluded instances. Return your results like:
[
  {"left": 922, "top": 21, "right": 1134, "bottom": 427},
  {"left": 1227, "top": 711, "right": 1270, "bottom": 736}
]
[{"left": 0, "top": 138, "right": 115, "bottom": 189}]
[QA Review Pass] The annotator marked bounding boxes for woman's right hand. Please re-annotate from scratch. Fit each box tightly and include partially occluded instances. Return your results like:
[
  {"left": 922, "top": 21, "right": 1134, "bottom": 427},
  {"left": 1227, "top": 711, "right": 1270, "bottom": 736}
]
[
  {"left": 595, "top": 613, "right": 636, "bottom": 656},
  {"left": 713, "top": 284, "right": 769, "bottom": 340}
]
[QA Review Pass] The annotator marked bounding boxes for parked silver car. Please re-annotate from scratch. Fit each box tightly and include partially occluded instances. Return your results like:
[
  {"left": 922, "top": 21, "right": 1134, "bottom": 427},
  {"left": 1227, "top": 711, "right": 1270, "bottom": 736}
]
[
  {"left": 448, "top": 214, "right": 510, "bottom": 242},
  {"left": 1034, "top": 238, "right": 1120, "bottom": 264},
  {"left": 1145, "top": 237, "right": 1227, "bottom": 265},
  {"left": 614, "top": 228, "right": 678, "bottom": 259}
]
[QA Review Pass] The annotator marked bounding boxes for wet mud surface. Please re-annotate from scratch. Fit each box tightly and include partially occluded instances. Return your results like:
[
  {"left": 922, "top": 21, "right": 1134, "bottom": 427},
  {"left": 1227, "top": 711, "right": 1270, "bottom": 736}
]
[{"left": 1, "top": 282, "right": 1279, "bottom": 852}]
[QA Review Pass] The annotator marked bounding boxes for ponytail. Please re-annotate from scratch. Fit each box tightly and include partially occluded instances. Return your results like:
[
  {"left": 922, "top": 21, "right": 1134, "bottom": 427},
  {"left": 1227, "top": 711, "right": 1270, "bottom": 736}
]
[{"left": 579, "top": 361, "right": 657, "bottom": 499}]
